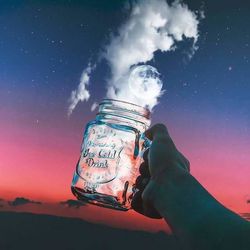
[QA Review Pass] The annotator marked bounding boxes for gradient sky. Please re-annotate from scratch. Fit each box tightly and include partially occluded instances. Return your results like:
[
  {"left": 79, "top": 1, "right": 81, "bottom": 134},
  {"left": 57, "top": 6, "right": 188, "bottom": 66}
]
[{"left": 0, "top": 0, "right": 250, "bottom": 231}]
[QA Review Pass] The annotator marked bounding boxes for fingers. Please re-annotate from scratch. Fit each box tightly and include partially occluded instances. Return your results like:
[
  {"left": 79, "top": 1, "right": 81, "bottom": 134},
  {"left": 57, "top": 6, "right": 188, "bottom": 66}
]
[
  {"left": 142, "top": 200, "right": 162, "bottom": 219},
  {"left": 132, "top": 123, "right": 190, "bottom": 218},
  {"left": 135, "top": 175, "right": 149, "bottom": 190},
  {"left": 131, "top": 190, "right": 144, "bottom": 214},
  {"left": 131, "top": 189, "right": 162, "bottom": 219},
  {"left": 140, "top": 149, "right": 150, "bottom": 177},
  {"left": 139, "top": 162, "right": 150, "bottom": 177},
  {"left": 143, "top": 148, "right": 149, "bottom": 162},
  {"left": 131, "top": 159, "right": 162, "bottom": 219}
]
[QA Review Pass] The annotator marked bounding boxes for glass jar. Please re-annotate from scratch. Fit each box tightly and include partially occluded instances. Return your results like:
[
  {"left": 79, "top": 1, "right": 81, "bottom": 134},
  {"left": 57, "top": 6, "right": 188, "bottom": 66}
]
[{"left": 71, "top": 99, "right": 151, "bottom": 211}]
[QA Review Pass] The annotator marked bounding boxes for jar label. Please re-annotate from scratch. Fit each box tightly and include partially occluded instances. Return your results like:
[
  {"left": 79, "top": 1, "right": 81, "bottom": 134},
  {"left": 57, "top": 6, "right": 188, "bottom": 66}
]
[{"left": 78, "top": 125, "right": 127, "bottom": 184}]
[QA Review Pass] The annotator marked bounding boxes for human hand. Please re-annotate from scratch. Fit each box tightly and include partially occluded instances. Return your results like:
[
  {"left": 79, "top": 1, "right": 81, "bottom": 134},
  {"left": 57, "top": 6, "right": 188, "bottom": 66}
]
[{"left": 132, "top": 124, "right": 190, "bottom": 219}]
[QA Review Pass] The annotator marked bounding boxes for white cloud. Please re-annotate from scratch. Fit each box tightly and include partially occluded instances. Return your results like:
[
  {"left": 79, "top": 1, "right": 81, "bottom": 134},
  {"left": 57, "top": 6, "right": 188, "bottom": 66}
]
[
  {"left": 68, "top": 63, "right": 95, "bottom": 116},
  {"left": 104, "top": 0, "right": 201, "bottom": 110},
  {"left": 67, "top": 0, "right": 202, "bottom": 114},
  {"left": 90, "top": 102, "right": 98, "bottom": 112}
]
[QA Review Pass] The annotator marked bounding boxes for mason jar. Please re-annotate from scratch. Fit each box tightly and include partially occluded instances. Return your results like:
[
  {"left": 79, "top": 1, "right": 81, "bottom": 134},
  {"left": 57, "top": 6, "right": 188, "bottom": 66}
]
[{"left": 71, "top": 99, "right": 151, "bottom": 210}]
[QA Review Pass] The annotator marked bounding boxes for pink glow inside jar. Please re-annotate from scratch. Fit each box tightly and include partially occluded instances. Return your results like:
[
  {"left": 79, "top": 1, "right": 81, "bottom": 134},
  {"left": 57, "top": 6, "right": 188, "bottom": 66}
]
[{"left": 71, "top": 99, "right": 151, "bottom": 210}]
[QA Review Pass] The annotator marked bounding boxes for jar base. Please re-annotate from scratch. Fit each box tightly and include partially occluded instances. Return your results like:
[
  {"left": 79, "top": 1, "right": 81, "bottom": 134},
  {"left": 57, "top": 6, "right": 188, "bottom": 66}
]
[{"left": 71, "top": 186, "right": 129, "bottom": 211}]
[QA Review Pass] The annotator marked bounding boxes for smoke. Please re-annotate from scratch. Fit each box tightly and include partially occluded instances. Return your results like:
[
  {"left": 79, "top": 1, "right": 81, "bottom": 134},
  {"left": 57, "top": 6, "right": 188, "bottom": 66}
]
[
  {"left": 104, "top": 0, "right": 201, "bottom": 110},
  {"left": 68, "top": 0, "right": 202, "bottom": 114},
  {"left": 68, "top": 63, "right": 95, "bottom": 116}
]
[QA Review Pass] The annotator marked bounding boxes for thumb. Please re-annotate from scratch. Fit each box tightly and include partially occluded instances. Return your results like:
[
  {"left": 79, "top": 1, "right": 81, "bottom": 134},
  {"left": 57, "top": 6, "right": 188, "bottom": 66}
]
[{"left": 145, "top": 123, "right": 170, "bottom": 141}]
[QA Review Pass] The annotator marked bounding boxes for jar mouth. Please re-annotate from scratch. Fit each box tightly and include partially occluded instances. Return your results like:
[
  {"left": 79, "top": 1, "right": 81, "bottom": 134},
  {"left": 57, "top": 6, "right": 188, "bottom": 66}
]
[
  {"left": 101, "top": 98, "right": 148, "bottom": 109},
  {"left": 99, "top": 98, "right": 151, "bottom": 119}
]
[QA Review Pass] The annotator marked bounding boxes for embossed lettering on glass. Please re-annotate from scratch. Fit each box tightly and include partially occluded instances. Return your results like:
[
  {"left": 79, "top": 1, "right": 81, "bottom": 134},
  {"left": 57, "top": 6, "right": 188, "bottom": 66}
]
[{"left": 71, "top": 99, "right": 151, "bottom": 210}]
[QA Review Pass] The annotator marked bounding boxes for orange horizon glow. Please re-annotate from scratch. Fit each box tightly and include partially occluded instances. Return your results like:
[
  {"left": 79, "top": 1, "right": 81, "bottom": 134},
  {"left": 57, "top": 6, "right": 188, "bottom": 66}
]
[{"left": 1, "top": 109, "right": 250, "bottom": 231}]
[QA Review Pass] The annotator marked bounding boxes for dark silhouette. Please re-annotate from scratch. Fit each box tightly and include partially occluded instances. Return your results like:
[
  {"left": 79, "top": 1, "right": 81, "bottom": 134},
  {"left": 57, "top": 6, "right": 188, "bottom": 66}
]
[
  {"left": 0, "top": 198, "right": 4, "bottom": 207},
  {"left": 8, "top": 197, "right": 42, "bottom": 206},
  {"left": 59, "top": 199, "right": 87, "bottom": 208},
  {"left": 1, "top": 124, "right": 249, "bottom": 250},
  {"left": 0, "top": 211, "right": 177, "bottom": 250},
  {"left": 132, "top": 124, "right": 250, "bottom": 250}
]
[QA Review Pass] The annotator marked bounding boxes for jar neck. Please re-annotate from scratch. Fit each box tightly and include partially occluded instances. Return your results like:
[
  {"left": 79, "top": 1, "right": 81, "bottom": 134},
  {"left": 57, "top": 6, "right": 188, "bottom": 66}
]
[{"left": 95, "top": 99, "right": 151, "bottom": 132}]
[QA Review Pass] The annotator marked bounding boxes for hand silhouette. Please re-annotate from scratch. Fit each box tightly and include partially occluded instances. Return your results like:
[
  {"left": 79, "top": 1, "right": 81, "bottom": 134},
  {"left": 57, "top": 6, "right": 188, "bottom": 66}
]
[
  {"left": 132, "top": 123, "right": 190, "bottom": 218},
  {"left": 132, "top": 123, "right": 250, "bottom": 250}
]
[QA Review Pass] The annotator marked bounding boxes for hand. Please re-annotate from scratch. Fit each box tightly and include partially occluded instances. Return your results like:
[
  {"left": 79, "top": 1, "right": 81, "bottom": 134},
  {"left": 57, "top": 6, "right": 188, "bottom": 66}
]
[{"left": 132, "top": 124, "right": 190, "bottom": 218}]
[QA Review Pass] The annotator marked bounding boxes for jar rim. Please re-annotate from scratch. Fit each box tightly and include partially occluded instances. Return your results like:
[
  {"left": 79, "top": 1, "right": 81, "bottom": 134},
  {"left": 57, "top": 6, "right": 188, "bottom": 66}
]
[
  {"left": 97, "top": 98, "right": 151, "bottom": 125},
  {"left": 100, "top": 98, "right": 150, "bottom": 111}
]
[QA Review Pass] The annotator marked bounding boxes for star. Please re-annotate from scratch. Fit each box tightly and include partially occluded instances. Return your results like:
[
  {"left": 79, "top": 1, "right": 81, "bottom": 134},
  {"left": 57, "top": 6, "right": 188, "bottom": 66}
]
[{"left": 228, "top": 66, "right": 233, "bottom": 71}]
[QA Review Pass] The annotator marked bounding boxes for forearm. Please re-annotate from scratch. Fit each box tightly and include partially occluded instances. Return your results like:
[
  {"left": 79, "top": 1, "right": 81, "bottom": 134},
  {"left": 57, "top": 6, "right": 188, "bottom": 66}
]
[{"left": 145, "top": 167, "right": 250, "bottom": 250}]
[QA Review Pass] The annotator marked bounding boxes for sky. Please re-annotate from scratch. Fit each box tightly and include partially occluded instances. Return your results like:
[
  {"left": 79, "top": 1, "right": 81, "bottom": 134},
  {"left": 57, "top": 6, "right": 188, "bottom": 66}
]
[{"left": 0, "top": 0, "right": 250, "bottom": 231}]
